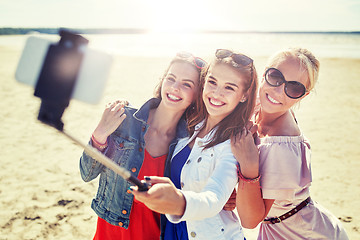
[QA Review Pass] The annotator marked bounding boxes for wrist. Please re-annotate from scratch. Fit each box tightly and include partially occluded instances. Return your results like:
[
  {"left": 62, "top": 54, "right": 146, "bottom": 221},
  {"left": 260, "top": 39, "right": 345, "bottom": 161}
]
[
  {"left": 92, "top": 130, "right": 108, "bottom": 144},
  {"left": 91, "top": 134, "right": 108, "bottom": 151},
  {"left": 176, "top": 190, "right": 186, "bottom": 216},
  {"left": 237, "top": 164, "right": 260, "bottom": 182}
]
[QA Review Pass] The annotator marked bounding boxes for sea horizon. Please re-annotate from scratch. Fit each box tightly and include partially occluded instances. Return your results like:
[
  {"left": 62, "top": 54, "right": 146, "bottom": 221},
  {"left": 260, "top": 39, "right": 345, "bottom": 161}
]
[{"left": 1, "top": 31, "right": 360, "bottom": 59}]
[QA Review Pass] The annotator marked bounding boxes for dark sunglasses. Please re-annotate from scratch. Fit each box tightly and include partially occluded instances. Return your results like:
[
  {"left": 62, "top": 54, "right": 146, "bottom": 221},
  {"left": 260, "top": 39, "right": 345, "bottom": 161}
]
[
  {"left": 264, "top": 68, "right": 307, "bottom": 99},
  {"left": 176, "top": 51, "right": 207, "bottom": 70},
  {"left": 215, "top": 49, "right": 253, "bottom": 68}
]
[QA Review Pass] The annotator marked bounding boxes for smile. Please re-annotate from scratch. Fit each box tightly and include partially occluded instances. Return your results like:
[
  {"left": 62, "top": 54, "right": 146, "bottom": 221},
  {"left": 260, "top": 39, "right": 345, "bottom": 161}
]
[
  {"left": 209, "top": 98, "right": 225, "bottom": 107},
  {"left": 266, "top": 94, "right": 281, "bottom": 104},
  {"left": 167, "top": 93, "right": 182, "bottom": 102}
]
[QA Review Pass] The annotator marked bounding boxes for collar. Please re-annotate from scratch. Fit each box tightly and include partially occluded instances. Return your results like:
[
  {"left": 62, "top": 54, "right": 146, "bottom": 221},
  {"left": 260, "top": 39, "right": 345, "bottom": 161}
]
[
  {"left": 133, "top": 98, "right": 188, "bottom": 139},
  {"left": 188, "top": 120, "right": 218, "bottom": 145}
]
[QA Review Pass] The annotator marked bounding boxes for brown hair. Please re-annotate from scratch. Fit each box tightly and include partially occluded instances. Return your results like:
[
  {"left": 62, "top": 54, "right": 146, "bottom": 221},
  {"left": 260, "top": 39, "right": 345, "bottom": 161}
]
[
  {"left": 153, "top": 57, "right": 204, "bottom": 119},
  {"left": 187, "top": 56, "right": 258, "bottom": 149}
]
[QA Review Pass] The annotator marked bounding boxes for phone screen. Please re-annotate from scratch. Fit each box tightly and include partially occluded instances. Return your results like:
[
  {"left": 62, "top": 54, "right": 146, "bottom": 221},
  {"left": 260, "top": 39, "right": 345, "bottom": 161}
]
[{"left": 34, "top": 43, "right": 84, "bottom": 103}]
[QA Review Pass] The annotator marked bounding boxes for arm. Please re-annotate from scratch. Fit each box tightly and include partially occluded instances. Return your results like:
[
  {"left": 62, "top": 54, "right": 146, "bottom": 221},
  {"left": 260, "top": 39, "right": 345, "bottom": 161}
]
[
  {"left": 131, "top": 145, "right": 238, "bottom": 222},
  {"left": 231, "top": 127, "right": 273, "bottom": 229},
  {"left": 79, "top": 100, "right": 127, "bottom": 182},
  {"left": 130, "top": 176, "right": 186, "bottom": 215}
]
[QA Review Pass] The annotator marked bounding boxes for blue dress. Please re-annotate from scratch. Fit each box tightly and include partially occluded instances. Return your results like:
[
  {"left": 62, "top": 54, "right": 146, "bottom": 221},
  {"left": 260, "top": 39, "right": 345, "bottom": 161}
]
[{"left": 164, "top": 145, "right": 191, "bottom": 240}]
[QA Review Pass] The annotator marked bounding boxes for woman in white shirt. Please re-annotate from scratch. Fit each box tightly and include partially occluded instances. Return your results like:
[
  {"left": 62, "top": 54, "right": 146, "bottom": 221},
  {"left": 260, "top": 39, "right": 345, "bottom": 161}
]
[{"left": 131, "top": 49, "right": 258, "bottom": 240}]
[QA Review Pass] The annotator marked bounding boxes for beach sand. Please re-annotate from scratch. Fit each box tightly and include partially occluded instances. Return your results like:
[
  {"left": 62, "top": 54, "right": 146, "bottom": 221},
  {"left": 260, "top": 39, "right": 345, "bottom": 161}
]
[{"left": 0, "top": 44, "right": 359, "bottom": 239}]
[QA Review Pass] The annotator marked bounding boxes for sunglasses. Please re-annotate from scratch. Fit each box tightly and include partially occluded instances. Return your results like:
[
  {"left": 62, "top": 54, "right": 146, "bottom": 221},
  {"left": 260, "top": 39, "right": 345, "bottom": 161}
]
[
  {"left": 264, "top": 68, "right": 307, "bottom": 99},
  {"left": 215, "top": 49, "right": 253, "bottom": 68},
  {"left": 176, "top": 51, "right": 207, "bottom": 70}
]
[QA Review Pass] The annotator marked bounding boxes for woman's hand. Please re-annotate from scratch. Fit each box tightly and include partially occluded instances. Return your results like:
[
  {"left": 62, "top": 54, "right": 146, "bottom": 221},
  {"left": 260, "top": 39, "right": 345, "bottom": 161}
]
[
  {"left": 92, "top": 100, "right": 127, "bottom": 143},
  {"left": 223, "top": 188, "right": 237, "bottom": 211},
  {"left": 231, "top": 121, "right": 259, "bottom": 179},
  {"left": 130, "top": 176, "right": 186, "bottom": 216}
]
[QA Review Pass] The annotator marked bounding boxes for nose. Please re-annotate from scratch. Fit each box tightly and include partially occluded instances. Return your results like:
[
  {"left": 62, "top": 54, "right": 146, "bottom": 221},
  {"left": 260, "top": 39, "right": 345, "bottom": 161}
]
[
  {"left": 171, "top": 81, "right": 180, "bottom": 91},
  {"left": 272, "top": 83, "right": 285, "bottom": 97},
  {"left": 212, "top": 86, "right": 223, "bottom": 97}
]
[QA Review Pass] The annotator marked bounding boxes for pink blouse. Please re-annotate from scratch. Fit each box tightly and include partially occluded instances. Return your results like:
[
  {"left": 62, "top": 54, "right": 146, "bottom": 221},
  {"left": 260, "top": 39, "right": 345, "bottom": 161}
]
[{"left": 257, "top": 135, "right": 348, "bottom": 240}]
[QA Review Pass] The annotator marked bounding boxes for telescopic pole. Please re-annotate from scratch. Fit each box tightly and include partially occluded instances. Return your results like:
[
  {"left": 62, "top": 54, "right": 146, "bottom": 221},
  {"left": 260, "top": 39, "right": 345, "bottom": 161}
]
[{"left": 60, "top": 129, "right": 149, "bottom": 191}]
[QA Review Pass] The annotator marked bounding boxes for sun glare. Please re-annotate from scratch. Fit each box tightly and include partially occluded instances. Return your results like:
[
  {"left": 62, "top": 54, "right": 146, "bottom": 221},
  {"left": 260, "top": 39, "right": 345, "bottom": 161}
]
[{"left": 146, "top": 0, "right": 205, "bottom": 34}]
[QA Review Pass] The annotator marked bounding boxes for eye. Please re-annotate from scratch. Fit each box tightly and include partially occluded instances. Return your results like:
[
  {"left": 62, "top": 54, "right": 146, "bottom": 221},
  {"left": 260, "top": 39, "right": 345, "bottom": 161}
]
[
  {"left": 208, "top": 80, "right": 216, "bottom": 85},
  {"left": 268, "top": 71, "right": 284, "bottom": 86},
  {"left": 183, "top": 82, "right": 192, "bottom": 88},
  {"left": 225, "top": 86, "right": 235, "bottom": 91},
  {"left": 166, "top": 77, "right": 175, "bottom": 82}
]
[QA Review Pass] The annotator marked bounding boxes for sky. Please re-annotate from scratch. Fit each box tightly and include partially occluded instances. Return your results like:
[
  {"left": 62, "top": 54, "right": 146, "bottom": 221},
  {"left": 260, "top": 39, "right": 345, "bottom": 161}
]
[{"left": 0, "top": 0, "right": 359, "bottom": 32}]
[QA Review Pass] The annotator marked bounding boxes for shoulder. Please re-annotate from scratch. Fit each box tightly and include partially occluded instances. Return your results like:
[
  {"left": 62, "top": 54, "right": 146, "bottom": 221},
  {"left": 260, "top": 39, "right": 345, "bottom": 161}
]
[
  {"left": 124, "top": 105, "right": 137, "bottom": 115},
  {"left": 210, "top": 140, "right": 237, "bottom": 163},
  {"left": 211, "top": 139, "right": 231, "bottom": 152},
  {"left": 269, "top": 112, "right": 301, "bottom": 136},
  {"left": 259, "top": 135, "right": 312, "bottom": 195},
  {"left": 259, "top": 135, "right": 310, "bottom": 160}
]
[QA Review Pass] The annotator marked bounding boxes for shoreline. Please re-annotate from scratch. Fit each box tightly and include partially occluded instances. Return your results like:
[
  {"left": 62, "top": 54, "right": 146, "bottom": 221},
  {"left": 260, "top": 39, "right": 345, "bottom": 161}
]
[{"left": 0, "top": 46, "right": 359, "bottom": 239}]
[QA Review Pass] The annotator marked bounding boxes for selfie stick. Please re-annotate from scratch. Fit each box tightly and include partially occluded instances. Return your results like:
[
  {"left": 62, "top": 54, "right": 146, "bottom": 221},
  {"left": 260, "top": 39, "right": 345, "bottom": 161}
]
[
  {"left": 61, "top": 130, "right": 149, "bottom": 191},
  {"left": 33, "top": 29, "right": 149, "bottom": 191}
]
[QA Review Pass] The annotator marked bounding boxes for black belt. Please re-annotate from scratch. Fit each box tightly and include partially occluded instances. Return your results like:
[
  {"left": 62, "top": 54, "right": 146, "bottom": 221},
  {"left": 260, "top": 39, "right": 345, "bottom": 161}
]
[{"left": 263, "top": 197, "right": 311, "bottom": 224}]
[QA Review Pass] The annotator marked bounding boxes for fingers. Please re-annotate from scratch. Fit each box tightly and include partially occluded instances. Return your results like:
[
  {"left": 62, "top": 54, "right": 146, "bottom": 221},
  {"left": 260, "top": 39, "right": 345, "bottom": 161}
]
[
  {"left": 129, "top": 186, "right": 149, "bottom": 201},
  {"left": 245, "top": 121, "right": 253, "bottom": 130},
  {"left": 245, "top": 121, "right": 258, "bottom": 135},
  {"left": 112, "top": 103, "right": 125, "bottom": 113},
  {"left": 249, "top": 124, "right": 258, "bottom": 136},
  {"left": 104, "top": 101, "right": 126, "bottom": 119},
  {"left": 223, "top": 189, "right": 237, "bottom": 211},
  {"left": 223, "top": 202, "right": 236, "bottom": 211},
  {"left": 143, "top": 176, "right": 172, "bottom": 185},
  {"left": 114, "top": 99, "right": 129, "bottom": 106}
]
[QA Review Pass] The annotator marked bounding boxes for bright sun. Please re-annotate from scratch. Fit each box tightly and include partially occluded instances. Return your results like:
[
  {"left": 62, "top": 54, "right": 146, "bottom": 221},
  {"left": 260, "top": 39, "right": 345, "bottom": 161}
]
[{"left": 146, "top": 0, "right": 205, "bottom": 33}]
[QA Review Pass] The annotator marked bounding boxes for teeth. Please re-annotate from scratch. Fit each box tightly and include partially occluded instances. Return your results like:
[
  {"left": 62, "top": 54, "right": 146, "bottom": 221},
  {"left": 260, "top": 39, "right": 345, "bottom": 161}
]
[
  {"left": 267, "top": 95, "right": 280, "bottom": 104},
  {"left": 210, "top": 98, "right": 224, "bottom": 106},
  {"left": 168, "top": 94, "right": 181, "bottom": 101}
]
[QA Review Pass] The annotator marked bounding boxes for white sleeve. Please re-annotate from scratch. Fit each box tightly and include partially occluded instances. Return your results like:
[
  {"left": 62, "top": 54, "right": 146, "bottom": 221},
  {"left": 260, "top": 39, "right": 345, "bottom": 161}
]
[{"left": 166, "top": 144, "right": 238, "bottom": 223}]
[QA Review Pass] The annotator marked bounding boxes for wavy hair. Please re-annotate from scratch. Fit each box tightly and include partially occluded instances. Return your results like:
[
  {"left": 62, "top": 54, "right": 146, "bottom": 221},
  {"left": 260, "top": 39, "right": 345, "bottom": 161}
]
[
  {"left": 187, "top": 56, "right": 258, "bottom": 149},
  {"left": 153, "top": 57, "right": 204, "bottom": 120}
]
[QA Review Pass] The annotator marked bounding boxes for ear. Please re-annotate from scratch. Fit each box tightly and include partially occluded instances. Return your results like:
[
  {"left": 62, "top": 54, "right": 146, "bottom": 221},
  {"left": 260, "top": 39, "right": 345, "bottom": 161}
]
[
  {"left": 240, "top": 92, "right": 249, "bottom": 103},
  {"left": 302, "top": 91, "right": 310, "bottom": 99}
]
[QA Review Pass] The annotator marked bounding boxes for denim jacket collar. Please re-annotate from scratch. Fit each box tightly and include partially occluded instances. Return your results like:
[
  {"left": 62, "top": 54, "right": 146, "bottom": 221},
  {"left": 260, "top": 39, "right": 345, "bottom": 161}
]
[{"left": 133, "top": 98, "right": 189, "bottom": 139}]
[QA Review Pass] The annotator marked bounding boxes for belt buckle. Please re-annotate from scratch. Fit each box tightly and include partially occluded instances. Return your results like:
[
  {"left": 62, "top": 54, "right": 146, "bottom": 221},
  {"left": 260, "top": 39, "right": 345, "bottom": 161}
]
[{"left": 270, "top": 217, "right": 281, "bottom": 224}]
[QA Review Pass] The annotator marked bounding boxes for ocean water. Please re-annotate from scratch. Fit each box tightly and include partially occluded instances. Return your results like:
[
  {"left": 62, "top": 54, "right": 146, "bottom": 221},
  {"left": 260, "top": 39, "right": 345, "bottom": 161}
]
[{"left": 1, "top": 32, "right": 360, "bottom": 59}]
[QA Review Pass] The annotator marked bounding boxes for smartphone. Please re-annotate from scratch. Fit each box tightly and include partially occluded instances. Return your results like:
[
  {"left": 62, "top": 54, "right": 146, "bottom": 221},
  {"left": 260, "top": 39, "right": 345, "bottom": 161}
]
[{"left": 15, "top": 35, "right": 113, "bottom": 104}]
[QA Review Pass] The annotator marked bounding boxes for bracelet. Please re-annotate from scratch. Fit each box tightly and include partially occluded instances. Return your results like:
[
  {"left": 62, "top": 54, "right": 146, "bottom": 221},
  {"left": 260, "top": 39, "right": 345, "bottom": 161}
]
[
  {"left": 91, "top": 134, "right": 108, "bottom": 150},
  {"left": 237, "top": 164, "right": 261, "bottom": 183}
]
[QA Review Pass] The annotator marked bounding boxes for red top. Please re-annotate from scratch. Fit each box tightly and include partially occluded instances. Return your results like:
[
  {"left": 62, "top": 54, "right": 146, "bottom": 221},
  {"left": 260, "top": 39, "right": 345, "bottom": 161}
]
[{"left": 93, "top": 149, "right": 167, "bottom": 240}]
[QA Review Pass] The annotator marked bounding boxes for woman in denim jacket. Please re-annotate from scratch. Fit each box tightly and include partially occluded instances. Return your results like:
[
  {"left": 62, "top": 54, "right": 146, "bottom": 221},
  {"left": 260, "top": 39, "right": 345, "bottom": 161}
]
[
  {"left": 132, "top": 49, "right": 258, "bottom": 240},
  {"left": 80, "top": 52, "right": 205, "bottom": 240}
]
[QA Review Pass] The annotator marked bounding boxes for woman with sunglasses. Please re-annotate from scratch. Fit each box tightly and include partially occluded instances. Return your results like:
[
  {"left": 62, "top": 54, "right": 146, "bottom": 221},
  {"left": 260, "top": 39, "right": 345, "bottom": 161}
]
[
  {"left": 232, "top": 48, "right": 349, "bottom": 239},
  {"left": 79, "top": 52, "right": 205, "bottom": 240},
  {"left": 131, "top": 49, "right": 258, "bottom": 240}
]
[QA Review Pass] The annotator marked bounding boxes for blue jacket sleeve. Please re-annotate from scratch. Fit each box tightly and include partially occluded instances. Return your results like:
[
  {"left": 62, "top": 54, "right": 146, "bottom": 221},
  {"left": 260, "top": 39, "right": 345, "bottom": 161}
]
[{"left": 79, "top": 140, "right": 105, "bottom": 182}]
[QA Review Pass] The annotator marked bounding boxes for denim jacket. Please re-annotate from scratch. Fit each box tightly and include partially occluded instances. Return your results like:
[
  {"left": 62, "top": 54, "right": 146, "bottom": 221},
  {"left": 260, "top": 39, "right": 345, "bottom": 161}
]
[{"left": 79, "top": 98, "right": 188, "bottom": 231}]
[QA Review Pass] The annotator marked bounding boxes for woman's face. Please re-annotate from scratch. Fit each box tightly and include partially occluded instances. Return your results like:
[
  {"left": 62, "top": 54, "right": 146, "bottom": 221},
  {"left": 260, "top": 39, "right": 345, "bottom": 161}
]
[
  {"left": 259, "top": 58, "right": 309, "bottom": 114},
  {"left": 202, "top": 63, "right": 247, "bottom": 124},
  {"left": 161, "top": 61, "right": 200, "bottom": 112}
]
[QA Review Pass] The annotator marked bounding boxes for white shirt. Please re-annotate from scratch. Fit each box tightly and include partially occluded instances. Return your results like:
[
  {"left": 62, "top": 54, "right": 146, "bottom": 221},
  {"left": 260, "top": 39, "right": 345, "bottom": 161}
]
[{"left": 166, "top": 123, "right": 244, "bottom": 240}]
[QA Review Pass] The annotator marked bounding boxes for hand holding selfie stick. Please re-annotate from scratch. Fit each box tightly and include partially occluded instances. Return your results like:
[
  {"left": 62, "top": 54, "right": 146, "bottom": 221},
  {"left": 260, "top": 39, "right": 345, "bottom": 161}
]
[{"left": 33, "top": 29, "right": 149, "bottom": 192}]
